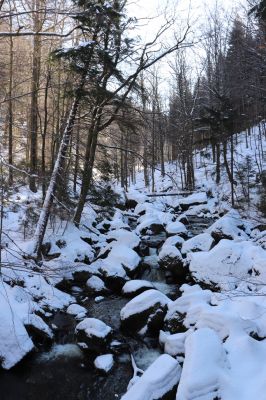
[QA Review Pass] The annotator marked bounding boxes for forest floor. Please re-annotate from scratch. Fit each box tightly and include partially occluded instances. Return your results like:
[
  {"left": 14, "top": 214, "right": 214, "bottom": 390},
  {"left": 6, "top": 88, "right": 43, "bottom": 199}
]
[{"left": 0, "top": 126, "right": 266, "bottom": 399}]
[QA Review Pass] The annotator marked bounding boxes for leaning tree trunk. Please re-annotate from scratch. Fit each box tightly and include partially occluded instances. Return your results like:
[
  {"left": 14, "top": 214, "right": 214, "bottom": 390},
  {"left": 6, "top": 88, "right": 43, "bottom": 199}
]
[{"left": 34, "top": 98, "right": 80, "bottom": 258}]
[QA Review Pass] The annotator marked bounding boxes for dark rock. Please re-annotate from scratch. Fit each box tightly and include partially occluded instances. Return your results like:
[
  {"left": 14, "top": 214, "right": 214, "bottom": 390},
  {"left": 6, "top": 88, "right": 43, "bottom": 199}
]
[
  {"left": 55, "top": 239, "right": 67, "bottom": 249},
  {"left": 75, "top": 318, "right": 112, "bottom": 354},
  {"left": 120, "top": 289, "right": 170, "bottom": 335}
]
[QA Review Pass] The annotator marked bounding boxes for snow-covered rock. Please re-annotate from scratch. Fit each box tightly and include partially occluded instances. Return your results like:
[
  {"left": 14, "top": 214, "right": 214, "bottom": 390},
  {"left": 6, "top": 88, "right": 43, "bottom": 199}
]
[
  {"left": 158, "top": 245, "right": 187, "bottom": 283},
  {"left": 120, "top": 289, "right": 172, "bottom": 335},
  {"left": 86, "top": 275, "right": 107, "bottom": 294},
  {"left": 165, "top": 221, "right": 187, "bottom": 237},
  {"left": 163, "top": 235, "right": 185, "bottom": 250},
  {"left": 176, "top": 328, "right": 225, "bottom": 400},
  {"left": 207, "top": 210, "right": 250, "bottom": 242},
  {"left": 159, "top": 330, "right": 188, "bottom": 357},
  {"left": 106, "top": 229, "right": 140, "bottom": 249},
  {"left": 121, "top": 354, "right": 181, "bottom": 400},
  {"left": 122, "top": 280, "right": 155, "bottom": 298},
  {"left": 66, "top": 303, "right": 87, "bottom": 319},
  {"left": 75, "top": 318, "right": 112, "bottom": 352},
  {"left": 94, "top": 354, "right": 114, "bottom": 373},
  {"left": 181, "top": 232, "right": 214, "bottom": 255},
  {"left": 189, "top": 239, "right": 266, "bottom": 291},
  {"left": 179, "top": 192, "right": 207, "bottom": 211}
]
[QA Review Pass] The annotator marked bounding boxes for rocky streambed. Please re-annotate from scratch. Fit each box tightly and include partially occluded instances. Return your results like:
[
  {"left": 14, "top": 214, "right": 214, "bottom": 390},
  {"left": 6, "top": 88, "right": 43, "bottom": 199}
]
[{"left": 0, "top": 192, "right": 243, "bottom": 400}]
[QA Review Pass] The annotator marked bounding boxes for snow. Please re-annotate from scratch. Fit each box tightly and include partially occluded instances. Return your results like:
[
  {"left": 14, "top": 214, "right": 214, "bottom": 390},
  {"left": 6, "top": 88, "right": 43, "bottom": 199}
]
[
  {"left": 165, "top": 221, "right": 187, "bottom": 236},
  {"left": 75, "top": 318, "right": 112, "bottom": 338},
  {"left": 181, "top": 232, "right": 214, "bottom": 254},
  {"left": 66, "top": 303, "right": 87, "bottom": 319},
  {"left": 189, "top": 239, "right": 266, "bottom": 291},
  {"left": 159, "top": 330, "right": 189, "bottom": 357},
  {"left": 86, "top": 275, "right": 106, "bottom": 292},
  {"left": 120, "top": 289, "right": 172, "bottom": 320},
  {"left": 179, "top": 192, "right": 207, "bottom": 207},
  {"left": 158, "top": 245, "right": 183, "bottom": 263},
  {"left": 106, "top": 229, "right": 140, "bottom": 249},
  {"left": 163, "top": 235, "right": 185, "bottom": 249},
  {"left": 94, "top": 354, "right": 114, "bottom": 372},
  {"left": 176, "top": 328, "right": 225, "bottom": 400},
  {"left": 207, "top": 209, "right": 250, "bottom": 241},
  {"left": 121, "top": 354, "right": 181, "bottom": 400},
  {"left": 122, "top": 280, "right": 155, "bottom": 295}
]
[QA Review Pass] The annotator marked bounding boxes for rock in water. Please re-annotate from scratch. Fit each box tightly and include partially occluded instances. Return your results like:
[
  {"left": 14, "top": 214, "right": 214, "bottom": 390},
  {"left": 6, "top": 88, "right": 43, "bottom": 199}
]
[
  {"left": 75, "top": 318, "right": 112, "bottom": 353},
  {"left": 120, "top": 289, "right": 172, "bottom": 335},
  {"left": 94, "top": 354, "right": 114, "bottom": 373}
]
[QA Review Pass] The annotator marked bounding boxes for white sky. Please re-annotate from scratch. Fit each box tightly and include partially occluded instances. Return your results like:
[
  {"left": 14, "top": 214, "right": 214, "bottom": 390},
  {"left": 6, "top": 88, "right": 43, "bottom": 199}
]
[{"left": 126, "top": 0, "right": 248, "bottom": 96}]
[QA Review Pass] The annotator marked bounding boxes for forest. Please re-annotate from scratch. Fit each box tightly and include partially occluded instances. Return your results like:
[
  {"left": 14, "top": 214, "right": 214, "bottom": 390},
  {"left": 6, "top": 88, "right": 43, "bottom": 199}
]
[{"left": 0, "top": 0, "right": 266, "bottom": 399}]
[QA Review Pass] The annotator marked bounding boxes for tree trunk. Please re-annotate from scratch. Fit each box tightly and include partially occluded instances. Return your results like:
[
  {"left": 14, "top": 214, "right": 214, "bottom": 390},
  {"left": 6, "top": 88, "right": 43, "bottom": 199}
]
[{"left": 34, "top": 98, "right": 80, "bottom": 258}]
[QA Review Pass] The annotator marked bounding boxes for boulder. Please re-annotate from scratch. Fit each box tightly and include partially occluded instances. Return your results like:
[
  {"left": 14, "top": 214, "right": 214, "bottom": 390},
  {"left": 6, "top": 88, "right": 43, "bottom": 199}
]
[
  {"left": 120, "top": 289, "right": 172, "bottom": 335},
  {"left": 66, "top": 304, "right": 87, "bottom": 320},
  {"left": 75, "top": 318, "right": 112, "bottom": 353},
  {"left": 181, "top": 233, "right": 214, "bottom": 255},
  {"left": 86, "top": 275, "right": 108, "bottom": 295},
  {"left": 158, "top": 245, "right": 188, "bottom": 283},
  {"left": 179, "top": 192, "right": 207, "bottom": 211},
  {"left": 121, "top": 354, "right": 181, "bottom": 400},
  {"left": 94, "top": 354, "right": 114, "bottom": 374},
  {"left": 122, "top": 280, "right": 155, "bottom": 298},
  {"left": 165, "top": 222, "right": 187, "bottom": 238}
]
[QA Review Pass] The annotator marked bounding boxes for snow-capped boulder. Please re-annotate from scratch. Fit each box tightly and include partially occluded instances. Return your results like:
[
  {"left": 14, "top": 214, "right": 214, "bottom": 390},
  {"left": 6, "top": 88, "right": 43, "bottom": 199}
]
[
  {"left": 163, "top": 235, "right": 185, "bottom": 250},
  {"left": 106, "top": 229, "right": 140, "bottom": 250},
  {"left": 94, "top": 354, "right": 114, "bottom": 373},
  {"left": 181, "top": 233, "right": 214, "bottom": 255},
  {"left": 158, "top": 245, "right": 188, "bottom": 283},
  {"left": 165, "top": 221, "right": 187, "bottom": 238},
  {"left": 176, "top": 328, "right": 224, "bottom": 400},
  {"left": 99, "top": 258, "right": 129, "bottom": 292},
  {"left": 0, "top": 286, "right": 34, "bottom": 369},
  {"left": 66, "top": 303, "right": 87, "bottom": 320},
  {"left": 189, "top": 239, "right": 266, "bottom": 291},
  {"left": 75, "top": 318, "right": 112, "bottom": 353},
  {"left": 179, "top": 192, "right": 207, "bottom": 211},
  {"left": 86, "top": 275, "right": 108, "bottom": 295},
  {"left": 122, "top": 280, "right": 155, "bottom": 298},
  {"left": 121, "top": 354, "right": 181, "bottom": 400},
  {"left": 120, "top": 289, "right": 172, "bottom": 335},
  {"left": 207, "top": 210, "right": 249, "bottom": 243},
  {"left": 159, "top": 330, "right": 188, "bottom": 357},
  {"left": 24, "top": 313, "right": 53, "bottom": 345}
]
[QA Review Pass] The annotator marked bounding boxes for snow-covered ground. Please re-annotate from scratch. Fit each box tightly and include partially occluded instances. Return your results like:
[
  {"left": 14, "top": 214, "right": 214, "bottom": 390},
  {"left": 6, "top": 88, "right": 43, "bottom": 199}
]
[{"left": 0, "top": 125, "right": 265, "bottom": 400}]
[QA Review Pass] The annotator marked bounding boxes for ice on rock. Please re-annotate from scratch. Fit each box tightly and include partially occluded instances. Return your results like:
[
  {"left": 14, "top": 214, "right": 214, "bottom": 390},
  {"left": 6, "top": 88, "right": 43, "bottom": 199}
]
[
  {"left": 176, "top": 328, "right": 225, "bottom": 400},
  {"left": 94, "top": 354, "right": 114, "bottom": 373},
  {"left": 121, "top": 354, "right": 181, "bottom": 400}
]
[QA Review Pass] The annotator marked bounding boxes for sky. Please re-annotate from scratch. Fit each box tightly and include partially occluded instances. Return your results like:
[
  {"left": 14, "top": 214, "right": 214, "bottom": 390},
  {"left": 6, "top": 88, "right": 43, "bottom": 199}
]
[{"left": 126, "top": 0, "right": 248, "bottom": 94}]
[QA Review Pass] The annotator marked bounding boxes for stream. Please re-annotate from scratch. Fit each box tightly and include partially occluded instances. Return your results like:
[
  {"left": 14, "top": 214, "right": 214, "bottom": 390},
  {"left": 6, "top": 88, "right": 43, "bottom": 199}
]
[{"left": 0, "top": 213, "right": 214, "bottom": 400}]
